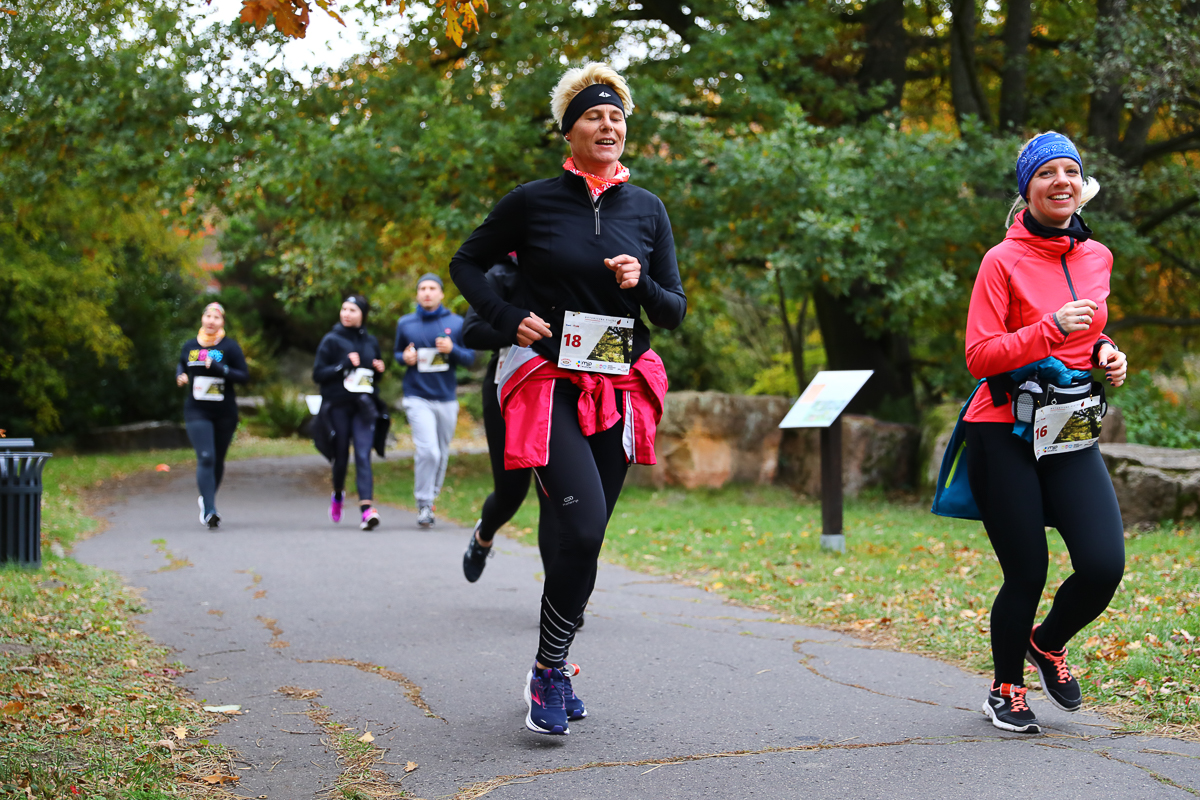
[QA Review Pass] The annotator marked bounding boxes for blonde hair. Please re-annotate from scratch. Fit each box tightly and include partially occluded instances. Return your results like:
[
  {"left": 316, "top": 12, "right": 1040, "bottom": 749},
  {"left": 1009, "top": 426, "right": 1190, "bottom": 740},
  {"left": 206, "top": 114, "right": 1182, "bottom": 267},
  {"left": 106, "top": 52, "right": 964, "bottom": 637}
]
[
  {"left": 550, "top": 63, "right": 634, "bottom": 131},
  {"left": 1006, "top": 133, "right": 1100, "bottom": 227}
]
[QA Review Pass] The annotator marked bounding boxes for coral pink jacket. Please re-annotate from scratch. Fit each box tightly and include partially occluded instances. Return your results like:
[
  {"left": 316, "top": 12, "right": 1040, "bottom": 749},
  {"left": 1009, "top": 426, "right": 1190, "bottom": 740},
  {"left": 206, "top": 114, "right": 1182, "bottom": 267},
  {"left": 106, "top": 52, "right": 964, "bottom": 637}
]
[
  {"left": 498, "top": 350, "right": 668, "bottom": 469},
  {"left": 964, "top": 211, "right": 1117, "bottom": 423}
]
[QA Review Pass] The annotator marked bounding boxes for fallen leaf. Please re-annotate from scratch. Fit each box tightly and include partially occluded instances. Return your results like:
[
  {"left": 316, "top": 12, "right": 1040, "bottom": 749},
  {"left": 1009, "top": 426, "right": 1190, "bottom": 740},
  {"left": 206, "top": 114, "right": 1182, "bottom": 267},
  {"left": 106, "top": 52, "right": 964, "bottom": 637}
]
[
  {"left": 203, "top": 704, "right": 242, "bottom": 714},
  {"left": 156, "top": 464, "right": 170, "bottom": 472},
  {"left": 357, "top": 731, "right": 374, "bottom": 743},
  {"left": 1, "top": 700, "right": 25, "bottom": 716},
  {"left": 172, "top": 726, "right": 188, "bottom": 739},
  {"left": 405, "top": 761, "right": 418, "bottom": 773},
  {"left": 151, "top": 739, "right": 176, "bottom": 751},
  {"left": 199, "top": 774, "right": 239, "bottom": 785},
  {"left": 253, "top": 590, "right": 267, "bottom": 599}
]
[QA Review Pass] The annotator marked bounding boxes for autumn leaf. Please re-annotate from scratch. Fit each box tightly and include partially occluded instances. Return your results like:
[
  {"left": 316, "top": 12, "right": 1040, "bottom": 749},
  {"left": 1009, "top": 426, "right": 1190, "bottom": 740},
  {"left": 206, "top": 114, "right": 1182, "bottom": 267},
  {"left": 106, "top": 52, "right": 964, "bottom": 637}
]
[
  {"left": 200, "top": 774, "right": 239, "bottom": 785},
  {"left": 1, "top": 700, "right": 26, "bottom": 716},
  {"left": 155, "top": 464, "right": 170, "bottom": 472},
  {"left": 357, "top": 731, "right": 374, "bottom": 743},
  {"left": 405, "top": 761, "right": 418, "bottom": 773},
  {"left": 173, "top": 726, "right": 188, "bottom": 739}
]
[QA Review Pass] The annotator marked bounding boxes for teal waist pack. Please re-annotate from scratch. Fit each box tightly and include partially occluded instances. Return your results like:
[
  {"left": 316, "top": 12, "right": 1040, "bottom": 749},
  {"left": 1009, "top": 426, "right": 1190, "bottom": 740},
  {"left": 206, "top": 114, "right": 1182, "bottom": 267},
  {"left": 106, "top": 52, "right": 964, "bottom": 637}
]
[{"left": 930, "top": 380, "right": 984, "bottom": 521}]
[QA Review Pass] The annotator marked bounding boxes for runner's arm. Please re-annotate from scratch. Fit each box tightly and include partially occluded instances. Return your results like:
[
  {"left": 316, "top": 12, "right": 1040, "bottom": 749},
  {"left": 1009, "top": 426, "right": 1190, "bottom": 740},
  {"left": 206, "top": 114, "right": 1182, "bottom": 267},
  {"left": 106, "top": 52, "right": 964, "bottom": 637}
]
[
  {"left": 627, "top": 199, "right": 686, "bottom": 330},
  {"left": 221, "top": 342, "right": 250, "bottom": 384},
  {"left": 965, "top": 253, "right": 1067, "bottom": 379}
]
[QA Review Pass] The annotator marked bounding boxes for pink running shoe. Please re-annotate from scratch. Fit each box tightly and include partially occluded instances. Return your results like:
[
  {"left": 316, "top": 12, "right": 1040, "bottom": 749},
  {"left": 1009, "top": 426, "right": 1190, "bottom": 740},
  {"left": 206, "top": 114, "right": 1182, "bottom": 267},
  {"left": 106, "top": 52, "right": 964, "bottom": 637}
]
[
  {"left": 329, "top": 493, "right": 344, "bottom": 523},
  {"left": 361, "top": 506, "right": 381, "bottom": 531}
]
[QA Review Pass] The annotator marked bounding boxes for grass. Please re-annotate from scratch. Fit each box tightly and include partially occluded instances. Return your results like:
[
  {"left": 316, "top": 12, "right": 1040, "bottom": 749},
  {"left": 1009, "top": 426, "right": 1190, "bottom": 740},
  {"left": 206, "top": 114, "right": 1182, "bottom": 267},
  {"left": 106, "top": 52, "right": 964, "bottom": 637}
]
[
  {"left": 0, "top": 433, "right": 314, "bottom": 798},
  {"left": 373, "top": 454, "right": 1200, "bottom": 737}
]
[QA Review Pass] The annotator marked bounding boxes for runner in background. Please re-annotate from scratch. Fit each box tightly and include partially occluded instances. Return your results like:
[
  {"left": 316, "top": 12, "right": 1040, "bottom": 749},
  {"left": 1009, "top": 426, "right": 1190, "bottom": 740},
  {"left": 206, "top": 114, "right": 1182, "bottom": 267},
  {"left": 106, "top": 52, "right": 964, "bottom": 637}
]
[
  {"left": 176, "top": 302, "right": 248, "bottom": 530},
  {"left": 394, "top": 274, "right": 475, "bottom": 528},
  {"left": 964, "top": 132, "right": 1128, "bottom": 734},
  {"left": 449, "top": 64, "right": 685, "bottom": 736},
  {"left": 459, "top": 255, "right": 553, "bottom": 582},
  {"left": 313, "top": 295, "right": 387, "bottom": 531}
]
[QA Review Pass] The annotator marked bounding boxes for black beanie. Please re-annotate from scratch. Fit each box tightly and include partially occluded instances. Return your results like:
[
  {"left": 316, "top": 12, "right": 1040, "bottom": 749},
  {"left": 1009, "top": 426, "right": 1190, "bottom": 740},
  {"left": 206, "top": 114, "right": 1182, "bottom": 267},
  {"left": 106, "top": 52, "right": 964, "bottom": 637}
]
[{"left": 345, "top": 294, "right": 369, "bottom": 320}]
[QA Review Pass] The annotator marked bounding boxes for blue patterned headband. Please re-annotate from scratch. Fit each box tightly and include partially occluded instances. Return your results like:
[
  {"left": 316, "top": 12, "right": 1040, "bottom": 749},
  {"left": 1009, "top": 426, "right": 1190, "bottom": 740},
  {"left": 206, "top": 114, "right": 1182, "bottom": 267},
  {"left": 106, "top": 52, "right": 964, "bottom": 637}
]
[{"left": 1016, "top": 132, "right": 1082, "bottom": 200}]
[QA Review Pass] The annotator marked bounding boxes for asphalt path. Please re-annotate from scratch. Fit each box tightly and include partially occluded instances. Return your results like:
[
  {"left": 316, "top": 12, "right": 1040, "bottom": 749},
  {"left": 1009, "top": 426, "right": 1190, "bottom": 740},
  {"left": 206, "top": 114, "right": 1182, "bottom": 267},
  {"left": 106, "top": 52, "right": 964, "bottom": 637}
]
[{"left": 74, "top": 456, "right": 1200, "bottom": 799}]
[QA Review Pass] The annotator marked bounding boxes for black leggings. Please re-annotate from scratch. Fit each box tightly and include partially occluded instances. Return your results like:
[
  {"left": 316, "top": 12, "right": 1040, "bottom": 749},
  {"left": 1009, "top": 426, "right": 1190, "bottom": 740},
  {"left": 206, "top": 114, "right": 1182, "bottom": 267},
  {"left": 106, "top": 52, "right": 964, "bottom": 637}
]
[
  {"left": 330, "top": 401, "right": 375, "bottom": 501},
  {"left": 186, "top": 414, "right": 238, "bottom": 517},
  {"left": 478, "top": 377, "right": 536, "bottom": 550},
  {"left": 532, "top": 382, "right": 628, "bottom": 668},
  {"left": 965, "top": 422, "right": 1125, "bottom": 685}
]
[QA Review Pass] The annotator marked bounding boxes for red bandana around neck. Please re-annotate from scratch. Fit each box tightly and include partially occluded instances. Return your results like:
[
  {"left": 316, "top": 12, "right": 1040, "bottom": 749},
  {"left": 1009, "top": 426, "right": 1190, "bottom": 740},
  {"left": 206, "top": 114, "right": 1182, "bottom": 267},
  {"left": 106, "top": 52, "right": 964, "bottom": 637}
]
[{"left": 564, "top": 157, "right": 630, "bottom": 200}]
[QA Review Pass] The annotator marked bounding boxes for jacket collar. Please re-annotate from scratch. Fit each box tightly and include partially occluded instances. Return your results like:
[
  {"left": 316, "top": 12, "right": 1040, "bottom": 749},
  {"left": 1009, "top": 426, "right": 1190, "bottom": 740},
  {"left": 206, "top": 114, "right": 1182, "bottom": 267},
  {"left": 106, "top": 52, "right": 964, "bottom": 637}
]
[{"left": 1005, "top": 209, "right": 1092, "bottom": 257}]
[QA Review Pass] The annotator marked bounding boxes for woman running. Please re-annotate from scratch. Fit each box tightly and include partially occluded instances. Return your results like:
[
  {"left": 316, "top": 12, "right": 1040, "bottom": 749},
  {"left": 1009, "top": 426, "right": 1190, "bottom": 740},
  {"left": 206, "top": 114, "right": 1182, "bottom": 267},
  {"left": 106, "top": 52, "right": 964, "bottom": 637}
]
[
  {"left": 964, "top": 132, "right": 1128, "bottom": 733},
  {"left": 450, "top": 63, "right": 686, "bottom": 735},
  {"left": 459, "top": 255, "right": 548, "bottom": 582},
  {"left": 176, "top": 302, "right": 248, "bottom": 529},
  {"left": 313, "top": 295, "right": 387, "bottom": 531}
]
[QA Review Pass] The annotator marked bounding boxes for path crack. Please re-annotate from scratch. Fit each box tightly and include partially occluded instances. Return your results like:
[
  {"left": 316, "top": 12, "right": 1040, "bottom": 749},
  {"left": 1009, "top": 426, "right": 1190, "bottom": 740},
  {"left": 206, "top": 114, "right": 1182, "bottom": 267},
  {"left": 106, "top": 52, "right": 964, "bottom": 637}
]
[
  {"left": 448, "top": 736, "right": 1000, "bottom": 800},
  {"left": 300, "top": 658, "right": 444, "bottom": 722}
]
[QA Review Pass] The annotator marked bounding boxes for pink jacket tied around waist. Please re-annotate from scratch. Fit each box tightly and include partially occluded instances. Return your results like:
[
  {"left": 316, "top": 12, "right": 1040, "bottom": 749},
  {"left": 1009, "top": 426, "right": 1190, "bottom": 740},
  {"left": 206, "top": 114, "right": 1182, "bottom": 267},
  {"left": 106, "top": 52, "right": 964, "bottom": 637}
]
[{"left": 498, "top": 349, "right": 668, "bottom": 470}]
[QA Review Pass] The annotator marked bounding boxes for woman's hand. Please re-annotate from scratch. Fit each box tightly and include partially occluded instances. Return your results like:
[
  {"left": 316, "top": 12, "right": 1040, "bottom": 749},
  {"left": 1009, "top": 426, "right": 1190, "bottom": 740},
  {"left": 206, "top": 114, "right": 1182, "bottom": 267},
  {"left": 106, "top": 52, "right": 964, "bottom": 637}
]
[
  {"left": 348, "top": 352, "right": 361, "bottom": 367},
  {"left": 402, "top": 344, "right": 418, "bottom": 366},
  {"left": 1054, "top": 299, "right": 1098, "bottom": 333},
  {"left": 1097, "top": 344, "right": 1128, "bottom": 387},
  {"left": 372, "top": 358, "right": 386, "bottom": 373},
  {"left": 176, "top": 373, "right": 189, "bottom": 387},
  {"left": 516, "top": 313, "right": 552, "bottom": 347},
  {"left": 605, "top": 255, "right": 642, "bottom": 289}
]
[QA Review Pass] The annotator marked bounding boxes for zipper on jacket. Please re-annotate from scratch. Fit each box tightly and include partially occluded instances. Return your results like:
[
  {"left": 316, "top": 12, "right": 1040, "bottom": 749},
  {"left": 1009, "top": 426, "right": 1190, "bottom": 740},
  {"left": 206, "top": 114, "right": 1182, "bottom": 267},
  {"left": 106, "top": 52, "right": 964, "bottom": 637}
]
[
  {"left": 588, "top": 190, "right": 603, "bottom": 236},
  {"left": 1060, "top": 245, "right": 1078, "bottom": 302}
]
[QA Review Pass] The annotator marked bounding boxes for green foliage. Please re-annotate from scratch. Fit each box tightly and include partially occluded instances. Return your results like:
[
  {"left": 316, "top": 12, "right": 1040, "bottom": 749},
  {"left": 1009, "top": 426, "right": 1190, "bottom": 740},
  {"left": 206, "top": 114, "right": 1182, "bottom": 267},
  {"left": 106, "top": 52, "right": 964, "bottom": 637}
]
[
  {"left": 747, "top": 352, "right": 799, "bottom": 397},
  {"left": 253, "top": 385, "right": 311, "bottom": 438},
  {"left": 0, "top": 0, "right": 220, "bottom": 436},
  {"left": 1114, "top": 372, "right": 1200, "bottom": 449}
]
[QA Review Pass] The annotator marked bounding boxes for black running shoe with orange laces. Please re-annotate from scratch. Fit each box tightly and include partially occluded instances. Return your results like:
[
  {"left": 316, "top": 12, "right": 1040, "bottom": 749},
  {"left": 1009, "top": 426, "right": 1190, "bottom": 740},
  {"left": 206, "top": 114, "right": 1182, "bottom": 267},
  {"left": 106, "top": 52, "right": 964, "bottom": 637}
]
[
  {"left": 983, "top": 682, "right": 1040, "bottom": 733},
  {"left": 1027, "top": 624, "right": 1083, "bottom": 712}
]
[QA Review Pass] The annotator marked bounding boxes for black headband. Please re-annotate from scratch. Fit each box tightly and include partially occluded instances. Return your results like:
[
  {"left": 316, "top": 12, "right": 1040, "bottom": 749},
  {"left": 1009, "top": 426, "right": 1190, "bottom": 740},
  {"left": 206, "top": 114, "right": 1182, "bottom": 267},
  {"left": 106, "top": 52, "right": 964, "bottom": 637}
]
[
  {"left": 561, "top": 83, "right": 625, "bottom": 135},
  {"left": 345, "top": 295, "right": 369, "bottom": 318}
]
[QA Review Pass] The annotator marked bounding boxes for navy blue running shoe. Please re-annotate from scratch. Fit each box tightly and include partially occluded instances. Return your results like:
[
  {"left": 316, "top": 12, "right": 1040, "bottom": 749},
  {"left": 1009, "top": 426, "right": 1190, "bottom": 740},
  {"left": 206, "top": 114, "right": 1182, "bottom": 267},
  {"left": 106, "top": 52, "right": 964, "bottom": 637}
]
[
  {"left": 562, "top": 663, "right": 586, "bottom": 720},
  {"left": 524, "top": 665, "right": 569, "bottom": 735}
]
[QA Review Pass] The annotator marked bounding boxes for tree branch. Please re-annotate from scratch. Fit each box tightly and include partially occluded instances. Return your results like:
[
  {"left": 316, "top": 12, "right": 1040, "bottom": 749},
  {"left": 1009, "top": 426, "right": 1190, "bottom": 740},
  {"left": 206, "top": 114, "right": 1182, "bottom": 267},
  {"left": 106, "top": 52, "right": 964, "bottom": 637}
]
[
  {"left": 1136, "top": 194, "right": 1199, "bottom": 235},
  {"left": 1136, "top": 128, "right": 1200, "bottom": 165},
  {"left": 1107, "top": 315, "right": 1200, "bottom": 331}
]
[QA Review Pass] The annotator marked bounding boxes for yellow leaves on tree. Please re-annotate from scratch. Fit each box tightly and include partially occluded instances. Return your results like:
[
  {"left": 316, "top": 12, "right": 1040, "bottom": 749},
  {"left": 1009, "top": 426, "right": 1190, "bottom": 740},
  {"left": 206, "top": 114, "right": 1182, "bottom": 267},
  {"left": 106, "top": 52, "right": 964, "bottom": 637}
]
[{"left": 238, "top": 0, "right": 487, "bottom": 47}]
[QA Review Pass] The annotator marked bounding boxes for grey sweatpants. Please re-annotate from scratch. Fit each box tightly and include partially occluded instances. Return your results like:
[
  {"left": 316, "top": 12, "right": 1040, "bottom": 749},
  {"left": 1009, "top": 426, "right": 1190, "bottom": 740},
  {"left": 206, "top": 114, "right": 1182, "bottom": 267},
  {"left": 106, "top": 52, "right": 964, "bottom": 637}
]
[{"left": 402, "top": 396, "right": 458, "bottom": 506}]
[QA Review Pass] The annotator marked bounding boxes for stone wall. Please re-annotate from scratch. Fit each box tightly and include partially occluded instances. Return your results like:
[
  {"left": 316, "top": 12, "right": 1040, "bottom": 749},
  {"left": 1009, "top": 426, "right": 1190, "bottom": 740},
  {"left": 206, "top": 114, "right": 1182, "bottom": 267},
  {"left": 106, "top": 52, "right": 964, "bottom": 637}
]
[
  {"left": 1100, "top": 443, "right": 1200, "bottom": 525},
  {"left": 626, "top": 391, "right": 791, "bottom": 489},
  {"left": 80, "top": 421, "right": 191, "bottom": 452},
  {"left": 776, "top": 415, "right": 921, "bottom": 497}
]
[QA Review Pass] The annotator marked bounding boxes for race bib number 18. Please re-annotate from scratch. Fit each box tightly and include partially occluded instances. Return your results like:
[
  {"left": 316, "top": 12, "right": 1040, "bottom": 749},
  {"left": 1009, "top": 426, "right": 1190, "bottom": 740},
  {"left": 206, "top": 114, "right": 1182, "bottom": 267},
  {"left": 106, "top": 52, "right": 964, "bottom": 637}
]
[
  {"left": 1033, "top": 395, "right": 1102, "bottom": 459},
  {"left": 559, "top": 311, "right": 634, "bottom": 375}
]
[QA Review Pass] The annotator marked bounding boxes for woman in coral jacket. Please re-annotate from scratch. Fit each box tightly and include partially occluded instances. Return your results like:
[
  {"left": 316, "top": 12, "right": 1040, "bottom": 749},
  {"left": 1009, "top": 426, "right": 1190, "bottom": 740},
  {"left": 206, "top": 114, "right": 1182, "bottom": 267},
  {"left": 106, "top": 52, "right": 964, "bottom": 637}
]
[
  {"left": 964, "top": 132, "right": 1129, "bottom": 734},
  {"left": 450, "top": 64, "right": 686, "bottom": 737}
]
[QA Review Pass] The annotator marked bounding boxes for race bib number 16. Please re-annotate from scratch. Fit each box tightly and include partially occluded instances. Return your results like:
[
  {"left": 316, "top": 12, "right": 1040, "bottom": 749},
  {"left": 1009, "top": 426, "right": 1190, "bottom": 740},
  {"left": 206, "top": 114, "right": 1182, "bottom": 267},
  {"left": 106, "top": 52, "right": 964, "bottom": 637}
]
[{"left": 1033, "top": 395, "right": 1102, "bottom": 460}]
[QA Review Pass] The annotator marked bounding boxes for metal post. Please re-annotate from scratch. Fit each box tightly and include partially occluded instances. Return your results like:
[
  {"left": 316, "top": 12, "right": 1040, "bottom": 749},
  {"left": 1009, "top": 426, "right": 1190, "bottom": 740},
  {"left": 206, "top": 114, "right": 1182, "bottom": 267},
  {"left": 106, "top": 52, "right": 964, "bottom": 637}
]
[{"left": 819, "top": 415, "right": 845, "bottom": 553}]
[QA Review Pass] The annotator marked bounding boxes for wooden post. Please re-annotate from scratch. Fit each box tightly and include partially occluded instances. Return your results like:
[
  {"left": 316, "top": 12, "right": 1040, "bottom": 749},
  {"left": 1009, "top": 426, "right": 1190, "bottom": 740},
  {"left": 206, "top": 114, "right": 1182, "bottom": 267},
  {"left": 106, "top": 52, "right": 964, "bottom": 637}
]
[{"left": 819, "top": 414, "right": 845, "bottom": 553}]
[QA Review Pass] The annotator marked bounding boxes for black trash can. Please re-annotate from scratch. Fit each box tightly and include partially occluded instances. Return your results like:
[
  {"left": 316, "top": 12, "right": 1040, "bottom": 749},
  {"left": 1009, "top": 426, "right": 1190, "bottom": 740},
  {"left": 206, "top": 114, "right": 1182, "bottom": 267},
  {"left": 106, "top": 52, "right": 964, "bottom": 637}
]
[{"left": 0, "top": 439, "right": 53, "bottom": 569}]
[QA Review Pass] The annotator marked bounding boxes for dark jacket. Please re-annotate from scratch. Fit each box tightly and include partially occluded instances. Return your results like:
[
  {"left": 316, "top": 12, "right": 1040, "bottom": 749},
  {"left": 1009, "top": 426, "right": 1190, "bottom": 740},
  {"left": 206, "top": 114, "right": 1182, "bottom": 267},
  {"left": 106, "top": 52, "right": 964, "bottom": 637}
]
[
  {"left": 176, "top": 337, "right": 249, "bottom": 419},
  {"left": 448, "top": 171, "right": 687, "bottom": 366},
  {"left": 393, "top": 305, "right": 475, "bottom": 402},
  {"left": 462, "top": 258, "right": 523, "bottom": 386},
  {"left": 312, "top": 323, "right": 385, "bottom": 407}
]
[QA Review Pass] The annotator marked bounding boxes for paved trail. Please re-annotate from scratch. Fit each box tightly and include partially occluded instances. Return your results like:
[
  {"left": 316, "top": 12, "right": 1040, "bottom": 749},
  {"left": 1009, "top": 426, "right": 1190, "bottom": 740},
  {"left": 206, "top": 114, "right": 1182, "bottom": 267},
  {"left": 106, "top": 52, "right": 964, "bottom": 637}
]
[{"left": 75, "top": 456, "right": 1200, "bottom": 799}]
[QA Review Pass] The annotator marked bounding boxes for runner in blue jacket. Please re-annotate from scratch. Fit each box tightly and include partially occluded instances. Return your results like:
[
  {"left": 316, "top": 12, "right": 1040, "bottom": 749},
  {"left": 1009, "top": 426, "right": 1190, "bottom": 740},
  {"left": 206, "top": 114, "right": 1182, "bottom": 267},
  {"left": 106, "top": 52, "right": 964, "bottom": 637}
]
[{"left": 394, "top": 274, "right": 476, "bottom": 527}]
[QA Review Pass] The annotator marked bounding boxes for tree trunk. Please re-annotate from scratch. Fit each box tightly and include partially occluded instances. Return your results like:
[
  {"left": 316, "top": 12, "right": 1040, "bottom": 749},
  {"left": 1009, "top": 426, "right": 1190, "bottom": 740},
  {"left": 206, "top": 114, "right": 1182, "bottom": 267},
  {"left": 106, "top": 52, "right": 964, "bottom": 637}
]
[
  {"left": 949, "top": 0, "right": 993, "bottom": 127},
  {"left": 775, "top": 270, "right": 808, "bottom": 392},
  {"left": 811, "top": 285, "right": 914, "bottom": 417},
  {"left": 855, "top": 0, "right": 909, "bottom": 116},
  {"left": 1088, "top": 0, "right": 1126, "bottom": 152},
  {"left": 998, "top": 0, "right": 1031, "bottom": 131}
]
